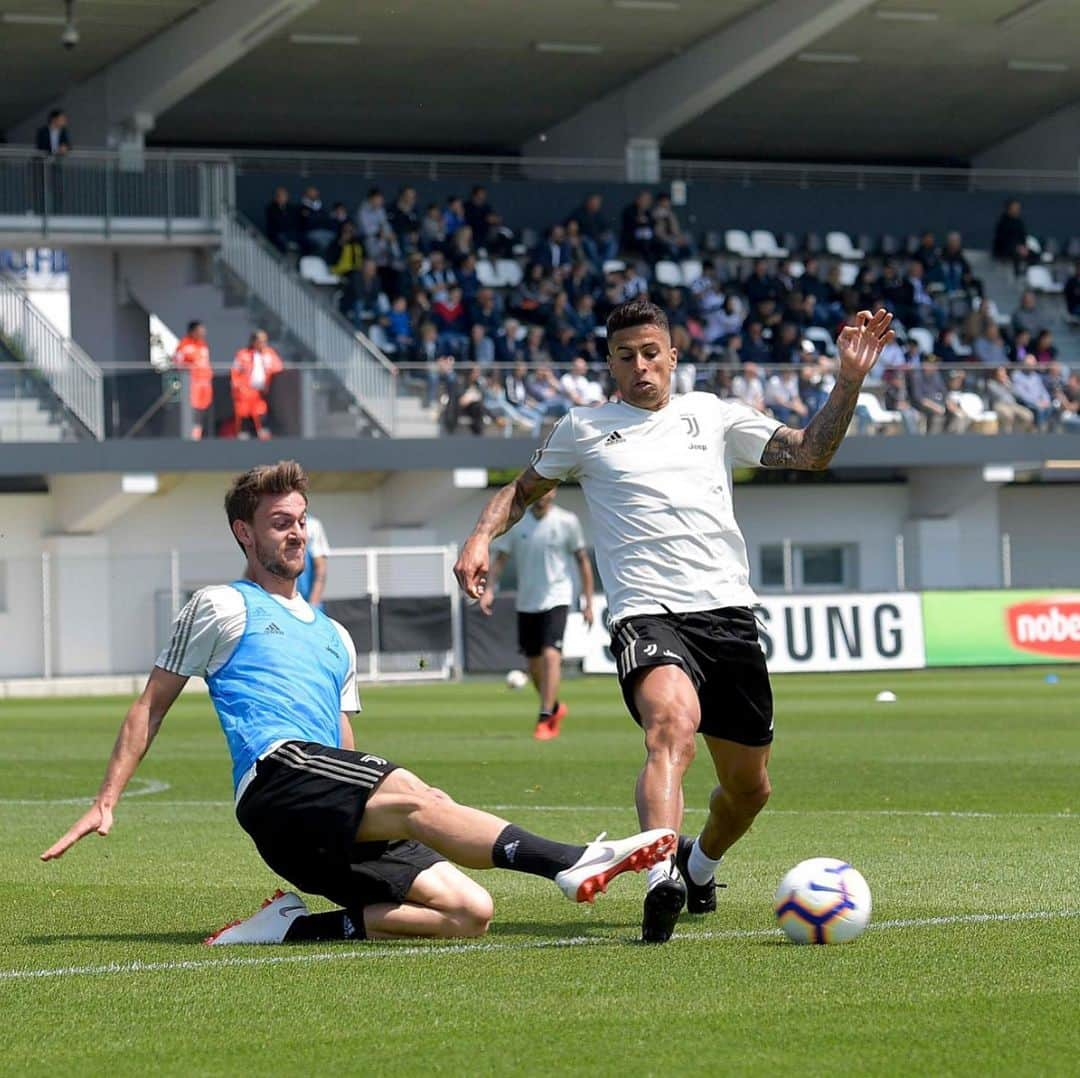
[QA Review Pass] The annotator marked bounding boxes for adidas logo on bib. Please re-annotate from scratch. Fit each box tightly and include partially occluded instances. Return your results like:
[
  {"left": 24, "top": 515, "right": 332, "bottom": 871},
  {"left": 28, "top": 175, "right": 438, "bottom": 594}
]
[{"left": 264, "top": 622, "right": 284, "bottom": 635}]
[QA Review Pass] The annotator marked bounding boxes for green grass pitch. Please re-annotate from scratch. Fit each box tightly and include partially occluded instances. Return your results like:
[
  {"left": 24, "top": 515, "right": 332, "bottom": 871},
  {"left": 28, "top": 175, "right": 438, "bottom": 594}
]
[{"left": 1, "top": 669, "right": 1077, "bottom": 1076}]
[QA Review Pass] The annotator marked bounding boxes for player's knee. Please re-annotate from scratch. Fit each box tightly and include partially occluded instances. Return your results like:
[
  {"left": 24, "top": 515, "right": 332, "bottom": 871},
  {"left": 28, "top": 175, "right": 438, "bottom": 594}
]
[
  {"left": 458, "top": 891, "right": 494, "bottom": 937},
  {"left": 734, "top": 770, "right": 771, "bottom": 814},
  {"left": 643, "top": 713, "right": 697, "bottom": 764}
]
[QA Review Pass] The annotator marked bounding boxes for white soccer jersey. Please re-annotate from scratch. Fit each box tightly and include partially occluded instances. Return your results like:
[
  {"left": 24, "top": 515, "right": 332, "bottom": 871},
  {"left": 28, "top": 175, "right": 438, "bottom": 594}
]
[
  {"left": 493, "top": 504, "right": 586, "bottom": 613},
  {"left": 530, "top": 391, "right": 780, "bottom": 621},
  {"left": 155, "top": 584, "right": 360, "bottom": 712}
]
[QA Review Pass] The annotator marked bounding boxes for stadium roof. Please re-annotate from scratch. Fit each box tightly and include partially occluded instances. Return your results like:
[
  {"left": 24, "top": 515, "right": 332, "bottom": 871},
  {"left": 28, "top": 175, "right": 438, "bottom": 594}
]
[{"left": 1, "top": 0, "right": 1079, "bottom": 163}]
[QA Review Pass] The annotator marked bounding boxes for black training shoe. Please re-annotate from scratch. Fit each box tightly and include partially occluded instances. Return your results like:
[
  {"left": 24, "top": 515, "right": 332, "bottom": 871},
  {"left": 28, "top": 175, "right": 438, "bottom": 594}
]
[
  {"left": 641, "top": 874, "right": 686, "bottom": 944},
  {"left": 675, "top": 835, "right": 717, "bottom": 915}
]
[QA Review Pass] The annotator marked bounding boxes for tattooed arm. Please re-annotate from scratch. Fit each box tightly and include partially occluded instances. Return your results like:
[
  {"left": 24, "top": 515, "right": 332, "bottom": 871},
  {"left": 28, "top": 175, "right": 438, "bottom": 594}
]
[
  {"left": 761, "top": 310, "right": 895, "bottom": 471},
  {"left": 454, "top": 467, "right": 559, "bottom": 599}
]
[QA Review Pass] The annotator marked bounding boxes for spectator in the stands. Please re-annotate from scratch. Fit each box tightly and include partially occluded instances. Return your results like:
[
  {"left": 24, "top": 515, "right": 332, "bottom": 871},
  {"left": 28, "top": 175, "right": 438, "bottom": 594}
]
[
  {"left": 495, "top": 360, "right": 544, "bottom": 433},
  {"left": 447, "top": 224, "right": 476, "bottom": 266},
  {"left": 534, "top": 225, "right": 572, "bottom": 271},
  {"left": 560, "top": 356, "right": 605, "bottom": 407},
  {"left": 897, "top": 260, "right": 944, "bottom": 328},
  {"left": 739, "top": 320, "right": 772, "bottom": 365},
  {"left": 882, "top": 367, "right": 923, "bottom": 435},
  {"left": 744, "top": 259, "right": 783, "bottom": 310},
  {"left": 525, "top": 362, "right": 570, "bottom": 420},
  {"left": 771, "top": 323, "right": 802, "bottom": 365},
  {"left": 445, "top": 364, "right": 498, "bottom": 436},
  {"left": 464, "top": 185, "right": 495, "bottom": 248},
  {"left": 231, "top": 329, "right": 282, "bottom": 440},
  {"left": 36, "top": 108, "right": 70, "bottom": 155},
  {"left": 1058, "top": 372, "right": 1080, "bottom": 431},
  {"left": 567, "top": 292, "right": 598, "bottom": 339},
  {"left": 730, "top": 361, "right": 765, "bottom": 413},
  {"left": 571, "top": 193, "right": 617, "bottom": 265},
  {"left": 908, "top": 353, "right": 958, "bottom": 433},
  {"left": 992, "top": 198, "right": 1031, "bottom": 271},
  {"left": 799, "top": 354, "right": 830, "bottom": 417},
  {"left": 347, "top": 259, "right": 385, "bottom": 326},
  {"left": 495, "top": 316, "right": 524, "bottom": 364},
  {"left": 708, "top": 294, "right": 744, "bottom": 345},
  {"left": 433, "top": 285, "right": 469, "bottom": 351},
  {"left": 1009, "top": 328, "right": 1031, "bottom": 364},
  {"left": 389, "top": 186, "right": 419, "bottom": 239},
  {"left": 798, "top": 257, "right": 834, "bottom": 308},
  {"left": 913, "top": 231, "right": 939, "bottom": 275},
  {"left": 565, "top": 260, "right": 598, "bottom": 305},
  {"left": 470, "top": 288, "right": 503, "bottom": 336},
  {"left": 621, "top": 191, "right": 656, "bottom": 260},
  {"left": 410, "top": 321, "right": 445, "bottom": 409},
  {"left": 455, "top": 252, "right": 480, "bottom": 301},
  {"left": 326, "top": 220, "right": 364, "bottom": 280},
  {"left": 298, "top": 186, "right": 335, "bottom": 254},
  {"left": 1032, "top": 328, "right": 1057, "bottom": 364},
  {"left": 464, "top": 323, "right": 495, "bottom": 366},
  {"left": 358, "top": 188, "right": 388, "bottom": 244},
  {"left": 986, "top": 366, "right": 1034, "bottom": 433},
  {"left": 651, "top": 193, "right": 693, "bottom": 259},
  {"left": 329, "top": 202, "right": 350, "bottom": 230},
  {"left": 173, "top": 320, "right": 213, "bottom": 440},
  {"left": 1064, "top": 261, "right": 1080, "bottom": 319},
  {"left": 443, "top": 196, "right": 466, "bottom": 239},
  {"left": 1012, "top": 290, "right": 1042, "bottom": 338},
  {"left": 420, "top": 202, "right": 446, "bottom": 252},
  {"left": 421, "top": 250, "right": 456, "bottom": 302},
  {"left": 265, "top": 187, "right": 297, "bottom": 253},
  {"left": 764, "top": 368, "right": 808, "bottom": 428},
  {"left": 562, "top": 219, "right": 590, "bottom": 267},
  {"left": 973, "top": 321, "right": 1008, "bottom": 367},
  {"left": 1012, "top": 355, "right": 1053, "bottom": 429},
  {"left": 937, "top": 232, "right": 981, "bottom": 304},
  {"left": 934, "top": 326, "right": 962, "bottom": 365},
  {"left": 385, "top": 296, "right": 414, "bottom": 352}
]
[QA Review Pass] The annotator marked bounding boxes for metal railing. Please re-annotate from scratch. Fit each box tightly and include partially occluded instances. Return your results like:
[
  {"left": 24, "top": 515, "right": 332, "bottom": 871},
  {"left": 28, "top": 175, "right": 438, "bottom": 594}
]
[
  {"left": 0, "top": 272, "right": 104, "bottom": 439},
  {"left": 218, "top": 213, "right": 397, "bottom": 435},
  {"left": 0, "top": 148, "right": 232, "bottom": 240},
  {"left": 230, "top": 148, "right": 1080, "bottom": 194}
]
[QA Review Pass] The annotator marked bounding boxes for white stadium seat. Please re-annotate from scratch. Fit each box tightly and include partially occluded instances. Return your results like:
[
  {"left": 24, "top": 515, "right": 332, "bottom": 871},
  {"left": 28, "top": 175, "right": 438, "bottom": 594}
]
[
  {"left": 654, "top": 260, "right": 682, "bottom": 287},
  {"left": 603, "top": 259, "right": 627, "bottom": 275},
  {"left": 857, "top": 392, "right": 903, "bottom": 433},
  {"left": 298, "top": 256, "right": 339, "bottom": 286},
  {"left": 475, "top": 259, "right": 500, "bottom": 288},
  {"left": 679, "top": 259, "right": 703, "bottom": 285},
  {"left": 837, "top": 262, "right": 860, "bottom": 287},
  {"left": 804, "top": 326, "right": 837, "bottom": 356},
  {"left": 751, "top": 230, "right": 789, "bottom": 259},
  {"left": 724, "top": 230, "right": 755, "bottom": 258},
  {"left": 826, "top": 232, "right": 865, "bottom": 261},
  {"left": 908, "top": 326, "right": 935, "bottom": 355},
  {"left": 1025, "top": 265, "right": 1063, "bottom": 294},
  {"left": 494, "top": 259, "right": 523, "bottom": 288}
]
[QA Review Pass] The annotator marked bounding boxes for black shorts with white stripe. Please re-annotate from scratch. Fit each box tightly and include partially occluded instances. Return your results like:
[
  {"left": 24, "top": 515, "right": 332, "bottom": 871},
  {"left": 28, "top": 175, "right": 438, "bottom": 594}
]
[
  {"left": 608, "top": 606, "right": 773, "bottom": 747},
  {"left": 235, "top": 741, "right": 444, "bottom": 911}
]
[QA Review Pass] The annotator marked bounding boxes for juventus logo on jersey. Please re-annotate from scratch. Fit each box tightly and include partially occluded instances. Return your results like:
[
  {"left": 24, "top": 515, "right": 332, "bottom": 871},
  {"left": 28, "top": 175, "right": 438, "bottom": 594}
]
[{"left": 682, "top": 415, "right": 700, "bottom": 438}]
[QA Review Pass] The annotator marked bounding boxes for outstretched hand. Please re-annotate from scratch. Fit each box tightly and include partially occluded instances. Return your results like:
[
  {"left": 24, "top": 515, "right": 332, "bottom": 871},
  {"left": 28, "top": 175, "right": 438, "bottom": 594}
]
[
  {"left": 40, "top": 802, "right": 113, "bottom": 861},
  {"left": 837, "top": 310, "right": 895, "bottom": 382},
  {"left": 454, "top": 536, "right": 490, "bottom": 601}
]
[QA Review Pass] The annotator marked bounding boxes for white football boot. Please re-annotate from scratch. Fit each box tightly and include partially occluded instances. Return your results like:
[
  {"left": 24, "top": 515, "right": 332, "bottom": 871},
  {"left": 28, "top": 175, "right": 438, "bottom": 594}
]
[
  {"left": 555, "top": 828, "right": 677, "bottom": 903},
  {"left": 204, "top": 889, "right": 309, "bottom": 945}
]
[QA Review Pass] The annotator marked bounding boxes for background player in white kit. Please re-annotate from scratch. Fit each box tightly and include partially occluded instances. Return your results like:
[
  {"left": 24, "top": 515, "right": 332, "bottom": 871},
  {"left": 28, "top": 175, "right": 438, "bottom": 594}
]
[
  {"left": 456, "top": 299, "right": 894, "bottom": 943},
  {"left": 479, "top": 489, "right": 594, "bottom": 740},
  {"left": 41, "top": 461, "right": 676, "bottom": 943}
]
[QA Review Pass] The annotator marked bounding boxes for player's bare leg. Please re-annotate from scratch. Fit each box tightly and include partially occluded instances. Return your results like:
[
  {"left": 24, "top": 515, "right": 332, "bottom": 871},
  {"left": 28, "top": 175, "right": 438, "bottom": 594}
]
[
  {"left": 358, "top": 767, "right": 674, "bottom": 902},
  {"left": 698, "top": 738, "right": 771, "bottom": 860},
  {"left": 364, "top": 861, "right": 494, "bottom": 939},
  {"left": 534, "top": 645, "right": 566, "bottom": 740},
  {"left": 632, "top": 665, "right": 700, "bottom": 942}
]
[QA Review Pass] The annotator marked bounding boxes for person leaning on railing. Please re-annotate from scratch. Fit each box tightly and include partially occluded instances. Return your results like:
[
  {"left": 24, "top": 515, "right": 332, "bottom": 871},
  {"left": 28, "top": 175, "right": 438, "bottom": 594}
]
[
  {"left": 231, "top": 329, "right": 282, "bottom": 440},
  {"left": 173, "top": 320, "right": 214, "bottom": 440}
]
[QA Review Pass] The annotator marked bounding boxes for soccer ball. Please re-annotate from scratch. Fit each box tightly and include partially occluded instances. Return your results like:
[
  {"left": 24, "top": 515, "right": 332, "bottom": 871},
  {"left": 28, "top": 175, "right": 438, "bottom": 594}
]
[
  {"left": 773, "top": 858, "right": 872, "bottom": 944},
  {"left": 505, "top": 669, "right": 529, "bottom": 690}
]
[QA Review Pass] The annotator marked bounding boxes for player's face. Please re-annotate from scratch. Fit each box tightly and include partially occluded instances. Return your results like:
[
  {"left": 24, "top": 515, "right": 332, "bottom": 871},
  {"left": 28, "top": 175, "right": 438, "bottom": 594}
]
[
  {"left": 248, "top": 491, "right": 307, "bottom": 581},
  {"left": 607, "top": 323, "right": 677, "bottom": 410}
]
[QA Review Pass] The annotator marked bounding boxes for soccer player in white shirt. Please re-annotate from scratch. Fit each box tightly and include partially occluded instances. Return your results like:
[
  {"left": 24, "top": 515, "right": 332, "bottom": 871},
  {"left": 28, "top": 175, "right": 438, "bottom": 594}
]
[
  {"left": 456, "top": 299, "right": 894, "bottom": 943},
  {"left": 42, "top": 461, "right": 676, "bottom": 943},
  {"left": 480, "top": 489, "right": 594, "bottom": 739}
]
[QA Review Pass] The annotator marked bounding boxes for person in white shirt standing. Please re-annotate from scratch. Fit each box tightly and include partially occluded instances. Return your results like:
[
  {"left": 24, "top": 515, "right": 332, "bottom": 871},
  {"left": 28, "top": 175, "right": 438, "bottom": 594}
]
[
  {"left": 479, "top": 490, "right": 594, "bottom": 740},
  {"left": 455, "top": 298, "right": 894, "bottom": 943}
]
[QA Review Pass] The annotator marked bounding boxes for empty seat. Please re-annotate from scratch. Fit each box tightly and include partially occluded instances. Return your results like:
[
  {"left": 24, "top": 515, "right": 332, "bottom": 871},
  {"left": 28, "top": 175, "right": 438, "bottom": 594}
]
[
  {"left": 298, "top": 256, "right": 339, "bottom": 285},
  {"left": 837, "top": 262, "right": 861, "bottom": 287},
  {"left": 750, "top": 230, "right": 789, "bottom": 259},
  {"left": 725, "top": 230, "right": 755, "bottom": 258},
  {"left": 857, "top": 391, "right": 903, "bottom": 434},
  {"left": 494, "top": 259, "right": 524, "bottom": 288},
  {"left": 654, "top": 260, "right": 682, "bottom": 287},
  {"left": 475, "top": 259, "right": 500, "bottom": 288},
  {"left": 879, "top": 234, "right": 900, "bottom": 256},
  {"left": 1025, "top": 265, "right": 1063, "bottom": 293},
  {"left": 679, "top": 259, "right": 703, "bottom": 285},
  {"left": 804, "top": 325, "right": 836, "bottom": 356},
  {"left": 804, "top": 232, "right": 823, "bottom": 255},
  {"left": 603, "top": 259, "right": 627, "bottom": 275},
  {"left": 780, "top": 232, "right": 800, "bottom": 256},
  {"left": 908, "top": 326, "right": 935, "bottom": 355},
  {"left": 826, "top": 232, "right": 865, "bottom": 261}
]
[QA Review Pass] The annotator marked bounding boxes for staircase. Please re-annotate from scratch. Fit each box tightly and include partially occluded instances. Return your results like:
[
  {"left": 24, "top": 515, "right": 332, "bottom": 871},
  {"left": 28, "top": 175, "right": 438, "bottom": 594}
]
[{"left": 0, "top": 366, "right": 77, "bottom": 442}]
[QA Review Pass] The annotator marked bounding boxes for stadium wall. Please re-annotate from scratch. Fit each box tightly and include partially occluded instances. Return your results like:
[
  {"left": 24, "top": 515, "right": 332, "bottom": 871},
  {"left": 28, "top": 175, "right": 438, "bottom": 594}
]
[{"left": 0, "top": 475, "right": 1076, "bottom": 680}]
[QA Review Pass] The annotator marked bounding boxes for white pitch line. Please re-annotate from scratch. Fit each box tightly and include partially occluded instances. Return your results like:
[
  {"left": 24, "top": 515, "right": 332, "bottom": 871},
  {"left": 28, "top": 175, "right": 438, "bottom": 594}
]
[
  {"left": 0, "top": 910, "right": 1074, "bottom": 984},
  {"left": 0, "top": 778, "right": 171, "bottom": 806}
]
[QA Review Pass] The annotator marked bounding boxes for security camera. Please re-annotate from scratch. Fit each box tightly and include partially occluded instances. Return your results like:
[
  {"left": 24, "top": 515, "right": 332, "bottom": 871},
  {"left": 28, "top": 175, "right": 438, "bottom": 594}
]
[{"left": 60, "top": 21, "right": 80, "bottom": 49}]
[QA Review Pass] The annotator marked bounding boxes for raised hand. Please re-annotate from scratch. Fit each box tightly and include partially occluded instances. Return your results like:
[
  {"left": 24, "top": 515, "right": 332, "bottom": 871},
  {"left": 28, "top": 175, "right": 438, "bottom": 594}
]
[{"left": 837, "top": 310, "right": 895, "bottom": 382}]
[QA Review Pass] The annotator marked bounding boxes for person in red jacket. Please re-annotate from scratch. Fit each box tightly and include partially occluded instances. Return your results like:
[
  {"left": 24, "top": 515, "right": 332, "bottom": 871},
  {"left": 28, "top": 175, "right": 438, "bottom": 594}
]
[
  {"left": 231, "top": 329, "right": 283, "bottom": 440},
  {"left": 173, "top": 321, "right": 214, "bottom": 440}
]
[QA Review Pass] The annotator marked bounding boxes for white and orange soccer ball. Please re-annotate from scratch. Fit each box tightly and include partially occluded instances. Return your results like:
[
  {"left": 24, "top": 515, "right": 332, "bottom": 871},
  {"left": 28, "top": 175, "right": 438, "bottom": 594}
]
[{"left": 774, "top": 858, "right": 872, "bottom": 944}]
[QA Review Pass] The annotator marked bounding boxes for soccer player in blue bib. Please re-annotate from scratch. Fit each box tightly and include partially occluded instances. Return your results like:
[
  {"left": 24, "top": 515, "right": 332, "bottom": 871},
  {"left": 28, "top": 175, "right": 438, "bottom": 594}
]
[{"left": 42, "top": 461, "right": 674, "bottom": 944}]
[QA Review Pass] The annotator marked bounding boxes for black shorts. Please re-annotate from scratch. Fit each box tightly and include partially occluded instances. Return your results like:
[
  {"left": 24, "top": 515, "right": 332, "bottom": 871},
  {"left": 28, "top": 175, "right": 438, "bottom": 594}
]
[
  {"left": 517, "top": 605, "right": 569, "bottom": 657},
  {"left": 608, "top": 606, "right": 773, "bottom": 747},
  {"left": 235, "top": 741, "right": 445, "bottom": 913}
]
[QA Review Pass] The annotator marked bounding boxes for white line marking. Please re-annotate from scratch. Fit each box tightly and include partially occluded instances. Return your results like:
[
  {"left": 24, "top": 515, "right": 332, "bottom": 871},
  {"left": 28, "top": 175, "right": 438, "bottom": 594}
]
[
  {"left": 0, "top": 778, "right": 171, "bottom": 806},
  {"left": 0, "top": 910, "right": 1074, "bottom": 984}
]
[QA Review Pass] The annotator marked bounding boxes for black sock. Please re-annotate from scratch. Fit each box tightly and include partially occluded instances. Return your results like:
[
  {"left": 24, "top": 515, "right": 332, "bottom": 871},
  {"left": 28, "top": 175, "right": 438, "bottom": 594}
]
[
  {"left": 283, "top": 909, "right": 366, "bottom": 943},
  {"left": 492, "top": 824, "right": 586, "bottom": 880}
]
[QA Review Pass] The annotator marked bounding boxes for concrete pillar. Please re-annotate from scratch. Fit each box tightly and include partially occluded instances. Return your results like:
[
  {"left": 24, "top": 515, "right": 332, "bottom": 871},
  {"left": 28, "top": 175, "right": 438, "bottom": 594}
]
[
  {"left": 67, "top": 249, "right": 149, "bottom": 366},
  {"left": 42, "top": 534, "right": 112, "bottom": 675},
  {"left": 903, "top": 468, "right": 1005, "bottom": 590}
]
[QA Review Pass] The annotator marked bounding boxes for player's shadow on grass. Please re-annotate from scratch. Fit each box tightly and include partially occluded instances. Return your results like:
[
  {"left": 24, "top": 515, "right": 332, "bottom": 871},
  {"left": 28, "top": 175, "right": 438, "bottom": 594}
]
[{"left": 25, "top": 931, "right": 208, "bottom": 946}]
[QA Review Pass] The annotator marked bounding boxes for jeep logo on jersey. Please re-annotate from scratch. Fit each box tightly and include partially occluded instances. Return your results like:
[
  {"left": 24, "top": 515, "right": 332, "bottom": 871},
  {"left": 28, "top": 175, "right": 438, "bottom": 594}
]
[
  {"left": 682, "top": 415, "right": 700, "bottom": 438},
  {"left": 1006, "top": 597, "right": 1080, "bottom": 658}
]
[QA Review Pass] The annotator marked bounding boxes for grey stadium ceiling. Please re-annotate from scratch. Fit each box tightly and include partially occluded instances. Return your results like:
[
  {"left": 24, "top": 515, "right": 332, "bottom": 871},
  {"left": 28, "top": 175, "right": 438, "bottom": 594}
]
[{"left": 2, "top": 0, "right": 1080, "bottom": 162}]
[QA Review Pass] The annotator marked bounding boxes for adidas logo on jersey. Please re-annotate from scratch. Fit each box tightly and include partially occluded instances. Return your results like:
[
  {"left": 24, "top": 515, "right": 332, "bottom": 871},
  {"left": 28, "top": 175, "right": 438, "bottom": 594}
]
[
  {"left": 264, "top": 622, "right": 284, "bottom": 635},
  {"left": 604, "top": 430, "right": 624, "bottom": 446}
]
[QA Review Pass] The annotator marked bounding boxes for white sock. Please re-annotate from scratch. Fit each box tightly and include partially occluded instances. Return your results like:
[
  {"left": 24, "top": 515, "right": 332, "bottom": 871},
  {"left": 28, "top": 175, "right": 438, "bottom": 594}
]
[
  {"left": 647, "top": 857, "right": 675, "bottom": 890},
  {"left": 686, "top": 838, "right": 722, "bottom": 886}
]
